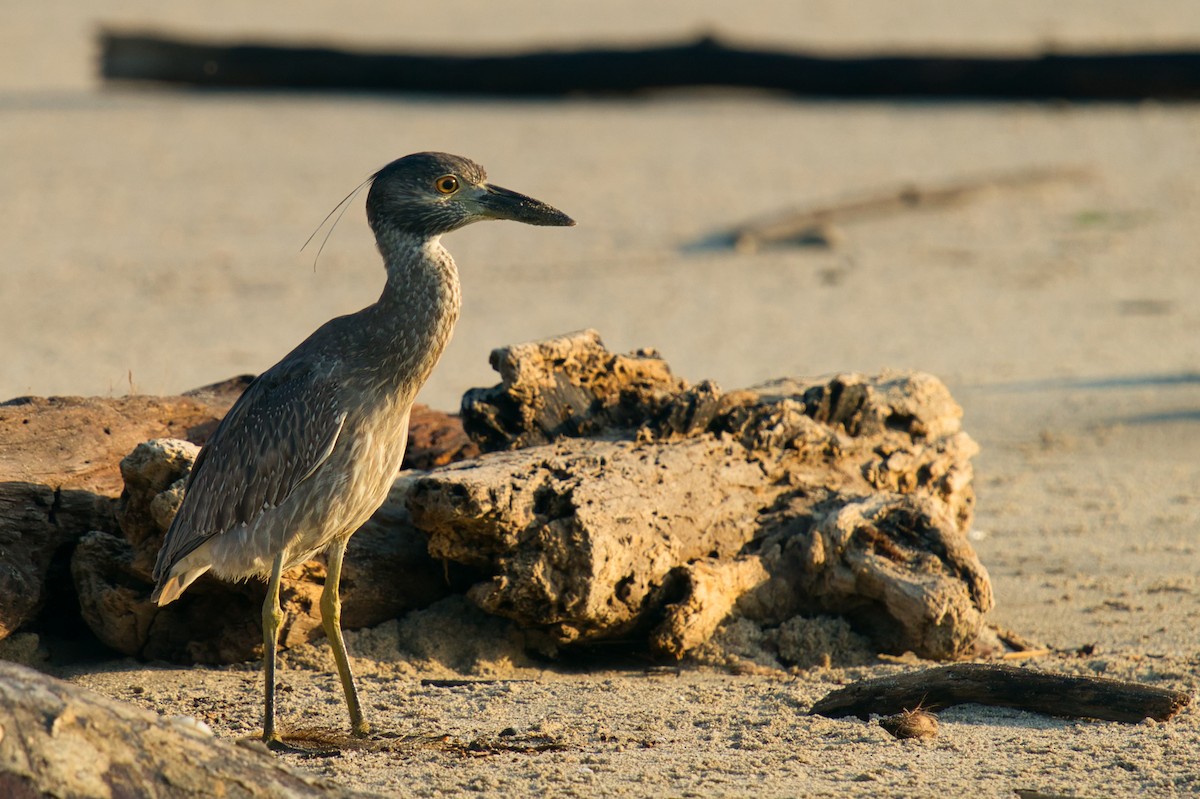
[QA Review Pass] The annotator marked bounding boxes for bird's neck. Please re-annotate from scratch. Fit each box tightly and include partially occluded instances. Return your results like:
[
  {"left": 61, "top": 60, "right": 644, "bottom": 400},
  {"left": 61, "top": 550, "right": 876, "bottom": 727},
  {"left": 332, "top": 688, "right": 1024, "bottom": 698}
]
[{"left": 363, "top": 228, "right": 463, "bottom": 395}]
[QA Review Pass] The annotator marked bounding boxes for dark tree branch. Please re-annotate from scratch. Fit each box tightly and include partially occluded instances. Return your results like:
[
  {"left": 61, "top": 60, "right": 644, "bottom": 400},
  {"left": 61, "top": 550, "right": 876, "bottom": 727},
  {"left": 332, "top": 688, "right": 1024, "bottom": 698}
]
[{"left": 100, "top": 31, "right": 1200, "bottom": 101}]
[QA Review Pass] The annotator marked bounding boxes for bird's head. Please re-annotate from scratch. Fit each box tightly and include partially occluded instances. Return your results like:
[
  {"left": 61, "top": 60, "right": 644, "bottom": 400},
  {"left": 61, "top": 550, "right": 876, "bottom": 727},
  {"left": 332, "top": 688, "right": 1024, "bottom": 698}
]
[{"left": 366, "top": 152, "right": 574, "bottom": 239}]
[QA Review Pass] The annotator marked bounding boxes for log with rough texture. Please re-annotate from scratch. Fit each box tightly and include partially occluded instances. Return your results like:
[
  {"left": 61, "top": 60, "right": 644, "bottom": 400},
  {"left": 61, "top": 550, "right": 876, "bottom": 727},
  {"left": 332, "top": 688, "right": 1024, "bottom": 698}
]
[
  {"left": 809, "top": 663, "right": 1192, "bottom": 723},
  {"left": 410, "top": 435, "right": 769, "bottom": 645},
  {"left": 0, "top": 378, "right": 249, "bottom": 641},
  {"left": 0, "top": 661, "right": 376, "bottom": 798},
  {"left": 736, "top": 492, "right": 991, "bottom": 659},
  {"left": 0, "top": 367, "right": 471, "bottom": 652},
  {"left": 411, "top": 332, "right": 989, "bottom": 660}
]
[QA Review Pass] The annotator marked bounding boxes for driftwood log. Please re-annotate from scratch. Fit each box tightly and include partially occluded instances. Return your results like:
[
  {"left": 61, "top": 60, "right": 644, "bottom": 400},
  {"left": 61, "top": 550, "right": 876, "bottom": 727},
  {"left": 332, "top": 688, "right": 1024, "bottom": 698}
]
[
  {"left": 100, "top": 31, "right": 1200, "bottom": 100},
  {"left": 0, "top": 375, "right": 474, "bottom": 653},
  {"left": 70, "top": 424, "right": 473, "bottom": 663},
  {"left": 410, "top": 330, "right": 989, "bottom": 660},
  {"left": 809, "top": 663, "right": 1192, "bottom": 723},
  {"left": 11, "top": 329, "right": 990, "bottom": 664},
  {"left": 71, "top": 443, "right": 463, "bottom": 662},
  {"left": 0, "top": 661, "right": 373, "bottom": 798},
  {"left": 0, "top": 377, "right": 250, "bottom": 641}
]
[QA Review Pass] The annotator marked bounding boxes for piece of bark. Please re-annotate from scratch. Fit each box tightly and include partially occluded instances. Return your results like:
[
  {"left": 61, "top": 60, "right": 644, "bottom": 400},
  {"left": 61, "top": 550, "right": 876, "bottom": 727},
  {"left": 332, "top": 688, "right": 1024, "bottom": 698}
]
[
  {"left": 461, "top": 329, "right": 686, "bottom": 451},
  {"left": 0, "top": 661, "right": 376, "bottom": 798},
  {"left": 73, "top": 444, "right": 462, "bottom": 663},
  {"left": 809, "top": 663, "right": 1192, "bottom": 723},
  {"left": 0, "top": 378, "right": 249, "bottom": 641},
  {"left": 409, "top": 334, "right": 987, "bottom": 659},
  {"left": 101, "top": 31, "right": 1200, "bottom": 100}
]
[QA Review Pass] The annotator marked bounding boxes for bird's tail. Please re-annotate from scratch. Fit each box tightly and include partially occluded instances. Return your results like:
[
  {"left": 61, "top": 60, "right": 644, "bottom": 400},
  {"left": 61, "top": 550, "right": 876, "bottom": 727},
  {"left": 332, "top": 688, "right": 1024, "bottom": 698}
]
[{"left": 150, "top": 565, "right": 211, "bottom": 606}]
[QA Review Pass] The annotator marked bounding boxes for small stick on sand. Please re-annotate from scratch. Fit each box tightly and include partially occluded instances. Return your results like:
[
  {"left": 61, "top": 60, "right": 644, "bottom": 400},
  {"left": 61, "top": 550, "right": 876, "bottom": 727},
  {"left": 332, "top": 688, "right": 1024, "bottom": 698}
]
[
  {"left": 730, "top": 166, "right": 1093, "bottom": 252},
  {"left": 809, "top": 663, "right": 1191, "bottom": 723}
]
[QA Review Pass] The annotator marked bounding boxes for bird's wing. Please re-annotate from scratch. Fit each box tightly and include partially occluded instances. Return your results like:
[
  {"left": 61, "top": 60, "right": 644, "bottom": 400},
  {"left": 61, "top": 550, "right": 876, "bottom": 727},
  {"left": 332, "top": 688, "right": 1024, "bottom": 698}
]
[{"left": 152, "top": 360, "right": 347, "bottom": 581}]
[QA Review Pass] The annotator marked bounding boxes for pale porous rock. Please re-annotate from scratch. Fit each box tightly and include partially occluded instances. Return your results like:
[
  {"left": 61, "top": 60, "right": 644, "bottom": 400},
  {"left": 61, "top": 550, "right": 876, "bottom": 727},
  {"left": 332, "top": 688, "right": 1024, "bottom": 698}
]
[
  {"left": 116, "top": 437, "right": 200, "bottom": 578},
  {"left": 409, "top": 434, "right": 768, "bottom": 646},
  {"left": 409, "top": 330, "right": 989, "bottom": 661}
]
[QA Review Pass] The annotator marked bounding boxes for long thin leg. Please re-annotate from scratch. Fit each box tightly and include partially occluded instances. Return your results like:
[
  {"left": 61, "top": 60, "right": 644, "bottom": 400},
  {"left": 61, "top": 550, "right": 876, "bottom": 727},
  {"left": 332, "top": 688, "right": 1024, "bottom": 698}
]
[
  {"left": 321, "top": 537, "right": 369, "bottom": 737},
  {"left": 262, "top": 552, "right": 286, "bottom": 745}
]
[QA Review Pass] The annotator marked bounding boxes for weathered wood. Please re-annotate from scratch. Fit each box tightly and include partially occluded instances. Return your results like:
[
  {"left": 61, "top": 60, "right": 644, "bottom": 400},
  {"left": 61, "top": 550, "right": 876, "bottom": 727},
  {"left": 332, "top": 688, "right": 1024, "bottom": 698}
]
[
  {"left": 100, "top": 31, "right": 1200, "bottom": 100},
  {"left": 0, "top": 661, "right": 376, "bottom": 798},
  {"left": 17, "top": 331, "right": 988, "bottom": 663},
  {"left": 411, "top": 332, "right": 988, "bottom": 659},
  {"left": 0, "top": 373, "right": 474, "bottom": 648},
  {"left": 73, "top": 440, "right": 466, "bottom": 663},
  {"left": 809, "top": 663, "right": 1192, "bottom": 723},
  {"left": 735, "top": 492, "right": 990, "bottom": 659},
  {"left": 0, "top": 379, "right": 249, "bottom": 640},
  {"left": 406, "top": 406, "right": 481, "bottom": 469},
  {"left": 409, "top": 435, "right": 771, "bottom": 645},
  {"left": 461, "top": 329, "right": 685, "bottom": 451},
  {"left": 650, "top": 557, "right": 770, "bottom": 659}
]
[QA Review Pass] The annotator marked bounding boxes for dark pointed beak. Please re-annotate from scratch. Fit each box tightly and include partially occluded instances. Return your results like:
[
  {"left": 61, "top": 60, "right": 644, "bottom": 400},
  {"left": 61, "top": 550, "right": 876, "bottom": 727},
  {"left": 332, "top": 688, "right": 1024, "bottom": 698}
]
[{"left": 479, "top": 184, "right": 575, "bottom": 227}]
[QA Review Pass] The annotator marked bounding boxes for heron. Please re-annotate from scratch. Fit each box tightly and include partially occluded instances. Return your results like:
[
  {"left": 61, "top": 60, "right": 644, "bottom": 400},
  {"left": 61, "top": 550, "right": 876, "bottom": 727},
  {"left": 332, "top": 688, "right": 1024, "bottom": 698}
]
[{"left": 150, "top": 152, "right": 574, "bottom": 747}]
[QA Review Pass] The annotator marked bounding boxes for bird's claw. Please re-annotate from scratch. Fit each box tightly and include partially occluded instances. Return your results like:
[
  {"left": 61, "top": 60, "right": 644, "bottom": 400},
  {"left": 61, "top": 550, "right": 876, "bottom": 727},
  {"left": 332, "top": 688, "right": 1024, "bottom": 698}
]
[{"left": 263, "top": 734, "right": 307, "bottom": 754}]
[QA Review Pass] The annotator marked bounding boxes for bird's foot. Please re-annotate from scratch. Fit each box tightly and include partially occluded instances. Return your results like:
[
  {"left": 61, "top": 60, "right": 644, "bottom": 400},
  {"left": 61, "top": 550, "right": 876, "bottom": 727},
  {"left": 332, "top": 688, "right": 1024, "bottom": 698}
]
[
  {"left": 351, "top": 720, "right": 371, "bottom": 739},
  {"left": 262, "top": 733, "right": 307, "bottom": 754}
]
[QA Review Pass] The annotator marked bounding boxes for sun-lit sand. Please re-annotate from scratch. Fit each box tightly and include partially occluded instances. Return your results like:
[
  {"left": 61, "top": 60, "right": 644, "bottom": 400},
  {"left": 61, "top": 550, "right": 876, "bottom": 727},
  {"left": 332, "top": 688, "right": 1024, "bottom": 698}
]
[{"left": 4, "top": 3, "right": 1200, "bottom": 796}]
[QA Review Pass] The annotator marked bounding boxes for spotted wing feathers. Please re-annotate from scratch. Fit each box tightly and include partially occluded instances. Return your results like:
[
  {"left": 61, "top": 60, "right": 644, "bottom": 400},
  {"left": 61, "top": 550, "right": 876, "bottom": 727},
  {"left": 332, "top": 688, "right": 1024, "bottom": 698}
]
[{"left": 151, "top": 362, "right": 346, "bottom": 587}]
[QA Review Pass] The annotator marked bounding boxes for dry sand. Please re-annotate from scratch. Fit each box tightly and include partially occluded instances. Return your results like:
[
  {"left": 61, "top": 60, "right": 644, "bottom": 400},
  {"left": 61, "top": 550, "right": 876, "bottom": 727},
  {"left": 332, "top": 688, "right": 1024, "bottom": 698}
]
[{"left": 3, "top": 2, "right": 1200, "bottom": 796}]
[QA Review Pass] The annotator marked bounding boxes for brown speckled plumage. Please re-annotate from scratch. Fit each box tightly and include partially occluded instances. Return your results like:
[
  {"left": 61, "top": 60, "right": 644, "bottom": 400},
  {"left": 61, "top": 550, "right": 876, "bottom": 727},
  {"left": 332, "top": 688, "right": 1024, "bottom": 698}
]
[{"left": 149, "top": 152, "right": 573, "bottom": 744}]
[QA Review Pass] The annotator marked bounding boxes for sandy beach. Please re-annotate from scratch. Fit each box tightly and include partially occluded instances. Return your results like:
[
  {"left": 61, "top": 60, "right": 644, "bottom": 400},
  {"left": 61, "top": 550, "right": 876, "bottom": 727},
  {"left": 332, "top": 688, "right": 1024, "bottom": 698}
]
[{"left": 3, "top": 2, "right": 1200, "bottom": 796}]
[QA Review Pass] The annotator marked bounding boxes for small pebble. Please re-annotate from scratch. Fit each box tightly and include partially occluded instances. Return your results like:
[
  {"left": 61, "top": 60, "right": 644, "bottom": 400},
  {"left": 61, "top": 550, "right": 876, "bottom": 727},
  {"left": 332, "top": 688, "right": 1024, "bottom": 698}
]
[{"left": 169, "top": 715, "right": 215, "bottom": 737}]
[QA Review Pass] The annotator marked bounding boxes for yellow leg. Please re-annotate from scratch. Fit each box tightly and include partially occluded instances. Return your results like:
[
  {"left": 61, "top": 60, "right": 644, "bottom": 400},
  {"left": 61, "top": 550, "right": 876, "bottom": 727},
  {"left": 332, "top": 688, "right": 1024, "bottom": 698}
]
[
  {"left": 322, "top": 537, "right": 369, "bottom": 737},
  {"left": 261, "top": 552, "right": 285, "bottom": 745}
]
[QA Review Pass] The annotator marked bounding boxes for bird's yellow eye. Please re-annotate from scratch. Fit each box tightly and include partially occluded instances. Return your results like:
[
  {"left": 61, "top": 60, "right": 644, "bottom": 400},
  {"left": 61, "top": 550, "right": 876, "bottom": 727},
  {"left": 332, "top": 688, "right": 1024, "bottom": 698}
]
[{"left": 435, "top": 175, "right": 459, "bottom": 194}]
